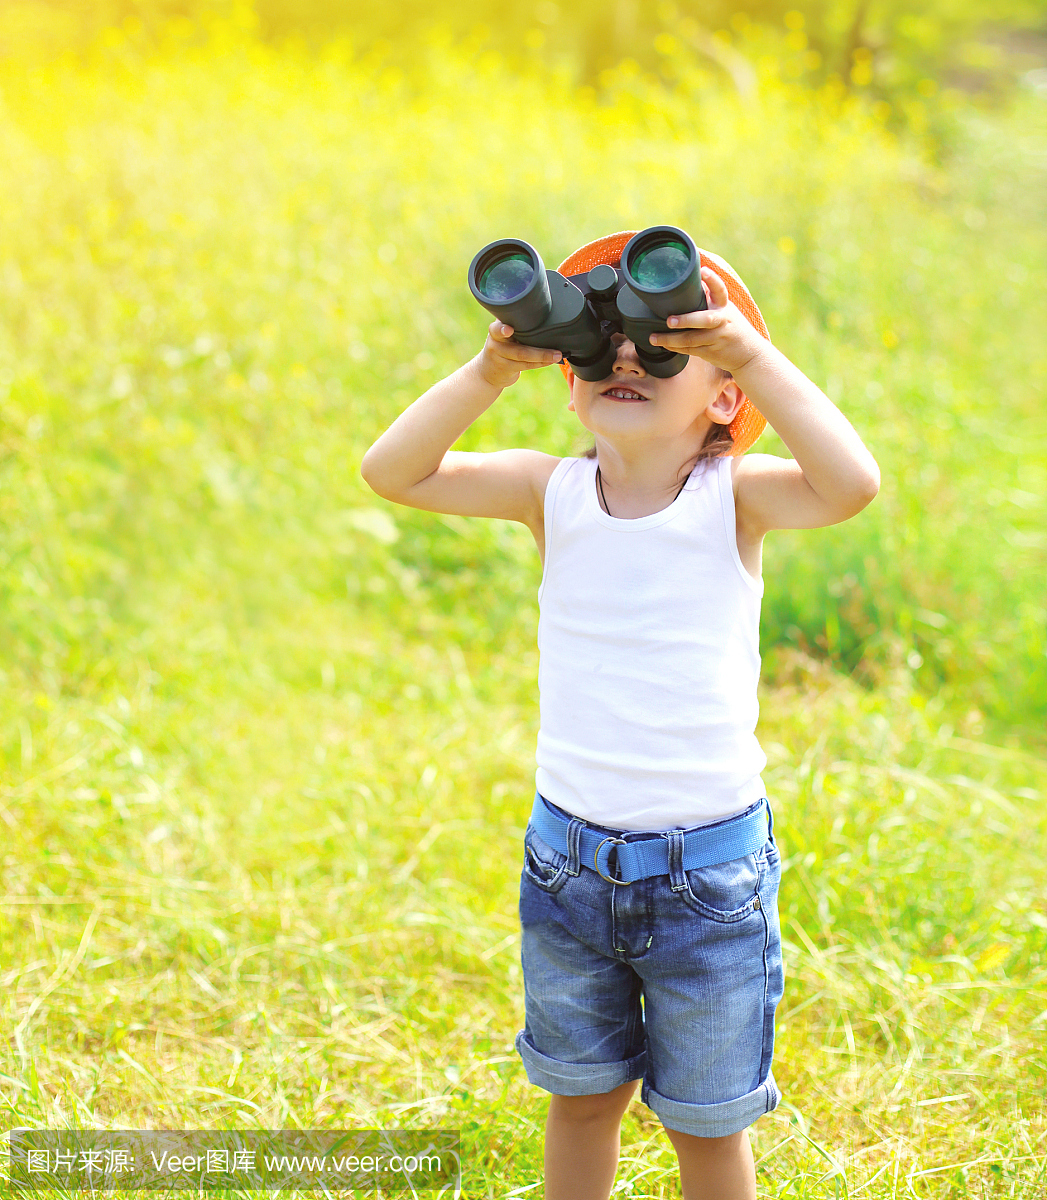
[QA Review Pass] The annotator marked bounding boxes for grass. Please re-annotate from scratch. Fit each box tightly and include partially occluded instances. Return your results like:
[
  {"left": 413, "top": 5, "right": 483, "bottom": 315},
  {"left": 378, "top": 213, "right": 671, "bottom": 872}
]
[{"left": 0, "top": 22, "right": 1045, "bottom": 1198}]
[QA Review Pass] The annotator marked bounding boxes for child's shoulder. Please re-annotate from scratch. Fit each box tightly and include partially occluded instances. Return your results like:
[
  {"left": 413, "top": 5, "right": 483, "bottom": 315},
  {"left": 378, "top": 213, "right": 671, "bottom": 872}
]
[
  {"left": 730, "top": 452, "right": 799, "bottom": 532},
  {"left": 526, "top": 450, "right": 569, "bottom": 490},
  {"left": 730, "top": 451, "right": 864, "bottom": 534}
]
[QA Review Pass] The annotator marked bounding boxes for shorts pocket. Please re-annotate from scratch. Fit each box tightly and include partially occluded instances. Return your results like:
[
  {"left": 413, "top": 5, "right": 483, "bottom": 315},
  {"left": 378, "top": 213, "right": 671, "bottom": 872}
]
[
  {"left": 678, "top": 848, "right": 767, "bottom": 923},
  {"left": 522, "top": 826, "right": 569, "bottom": 895}
]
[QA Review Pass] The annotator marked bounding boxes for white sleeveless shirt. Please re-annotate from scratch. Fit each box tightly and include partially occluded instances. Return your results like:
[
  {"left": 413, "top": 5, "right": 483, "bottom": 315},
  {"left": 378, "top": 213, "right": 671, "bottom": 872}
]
[{"left": 535, "top": 455, "right": 767, "bottom": 831}]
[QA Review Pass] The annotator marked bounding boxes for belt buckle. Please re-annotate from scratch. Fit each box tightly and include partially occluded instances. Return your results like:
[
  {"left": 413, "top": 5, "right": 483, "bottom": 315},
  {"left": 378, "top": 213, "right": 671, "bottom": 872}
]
[{"left": 594, "top": 836, "right": 633, "bottom": 886}]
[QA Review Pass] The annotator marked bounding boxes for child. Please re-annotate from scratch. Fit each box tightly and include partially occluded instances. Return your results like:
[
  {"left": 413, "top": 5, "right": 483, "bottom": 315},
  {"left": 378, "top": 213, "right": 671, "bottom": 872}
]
[{"left": 361, "top": 232, "right": 879, "bottom": 1200}]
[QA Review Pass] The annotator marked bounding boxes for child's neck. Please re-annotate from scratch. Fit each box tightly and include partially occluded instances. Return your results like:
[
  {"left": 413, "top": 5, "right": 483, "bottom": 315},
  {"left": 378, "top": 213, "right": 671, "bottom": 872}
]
[{"left": 593, "top": 438, "right": 703, "bottom": 519}]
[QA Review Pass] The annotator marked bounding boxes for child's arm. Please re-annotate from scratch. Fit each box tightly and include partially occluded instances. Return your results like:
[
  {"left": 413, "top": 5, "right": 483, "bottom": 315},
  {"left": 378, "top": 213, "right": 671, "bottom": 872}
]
[
  {"left": 360, "top": 323, "right": 563, "bottom": 534},
  {"left": 652, "top": 268, "right": 881, "bottom": 534}
]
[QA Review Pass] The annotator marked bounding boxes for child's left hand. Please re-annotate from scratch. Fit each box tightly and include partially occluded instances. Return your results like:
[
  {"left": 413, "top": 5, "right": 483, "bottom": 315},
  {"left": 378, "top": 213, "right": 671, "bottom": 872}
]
[{"left": 648, "top": 267, "right": 767, "bottom": 375}]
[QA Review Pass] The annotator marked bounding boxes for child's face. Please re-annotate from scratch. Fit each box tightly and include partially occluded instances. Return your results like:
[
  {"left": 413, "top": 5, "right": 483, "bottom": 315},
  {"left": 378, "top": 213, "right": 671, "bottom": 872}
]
[{"left": 567, "top": 334, "right": 742, "bottom": 449}]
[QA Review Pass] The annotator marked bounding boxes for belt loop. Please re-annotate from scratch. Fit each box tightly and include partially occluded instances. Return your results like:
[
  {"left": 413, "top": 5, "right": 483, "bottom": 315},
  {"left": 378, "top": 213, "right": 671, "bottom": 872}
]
[
  {"left": 666, "top": 830, "right": 687, "bottom": 892},
  {"left": 565, "top": 818, "right": 583, "bottom": 877}
]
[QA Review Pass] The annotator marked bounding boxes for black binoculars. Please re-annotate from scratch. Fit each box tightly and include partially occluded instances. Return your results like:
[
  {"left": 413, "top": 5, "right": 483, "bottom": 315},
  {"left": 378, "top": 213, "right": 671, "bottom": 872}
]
[{"left": 468, "top": 225, "right": 707, "bottom": 381}]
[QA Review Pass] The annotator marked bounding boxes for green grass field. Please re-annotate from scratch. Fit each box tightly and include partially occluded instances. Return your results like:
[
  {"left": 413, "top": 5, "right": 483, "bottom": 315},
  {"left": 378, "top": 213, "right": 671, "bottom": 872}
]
[{"left": 1, "top": 24, "right": 1045, "bottom": 1198}]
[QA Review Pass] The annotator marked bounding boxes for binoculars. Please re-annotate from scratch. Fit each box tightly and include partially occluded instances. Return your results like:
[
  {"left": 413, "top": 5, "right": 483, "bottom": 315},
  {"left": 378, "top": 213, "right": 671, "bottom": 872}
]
[{"left": 468, "top": 225, "right": 707, "bottom": 381}]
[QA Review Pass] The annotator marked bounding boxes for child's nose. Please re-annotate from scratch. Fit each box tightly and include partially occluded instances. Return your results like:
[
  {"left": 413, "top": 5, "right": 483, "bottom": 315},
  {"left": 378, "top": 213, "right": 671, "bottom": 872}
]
[{"left": 612, "top": 338, "right": 646, "bottom": 375}]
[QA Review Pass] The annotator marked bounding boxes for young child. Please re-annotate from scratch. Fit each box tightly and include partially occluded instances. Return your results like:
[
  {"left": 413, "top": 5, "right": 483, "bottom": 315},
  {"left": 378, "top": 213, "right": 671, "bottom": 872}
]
[{"left": 361, "top": 232, "right": 879, "bottom": 1200}]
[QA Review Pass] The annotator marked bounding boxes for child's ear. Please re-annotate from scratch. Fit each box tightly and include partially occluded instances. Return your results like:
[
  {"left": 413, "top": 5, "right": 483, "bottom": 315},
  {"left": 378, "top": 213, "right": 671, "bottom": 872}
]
[
  {"left": 707, "top": 379, "right": 745, "bottom": 425},
  {"left": 567, "top": 376, "right": 576, "bottom": 412}
]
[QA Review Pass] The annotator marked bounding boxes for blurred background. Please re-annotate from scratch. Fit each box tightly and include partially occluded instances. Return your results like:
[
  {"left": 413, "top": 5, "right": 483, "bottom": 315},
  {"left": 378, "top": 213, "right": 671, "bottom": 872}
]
[
  {"left": 1, "top": 2, "right": 1045, "bottom": 1196},
  {"left": 0, "top": 0, "right": 1045, "bottom": 725},
  {"left": 3, "top": 0, "right": 1047, "bottom": 115}
]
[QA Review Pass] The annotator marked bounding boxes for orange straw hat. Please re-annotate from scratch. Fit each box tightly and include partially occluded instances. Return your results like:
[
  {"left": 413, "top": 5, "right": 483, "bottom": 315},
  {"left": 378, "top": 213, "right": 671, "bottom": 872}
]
[{"left": 557, "top": 232, "right": 769, "bottom": 456}]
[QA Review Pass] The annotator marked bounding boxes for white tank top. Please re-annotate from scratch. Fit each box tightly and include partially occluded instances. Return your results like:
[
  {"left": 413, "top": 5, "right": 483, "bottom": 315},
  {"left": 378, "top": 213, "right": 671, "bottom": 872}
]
[{"left": 535, "top": 454, "right": 767, "bottom": 831}]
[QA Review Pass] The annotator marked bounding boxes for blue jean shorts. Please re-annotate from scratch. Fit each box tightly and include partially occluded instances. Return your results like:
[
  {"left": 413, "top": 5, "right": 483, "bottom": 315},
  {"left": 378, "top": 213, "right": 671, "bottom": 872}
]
[{"left": 515, "top": 796, "right": 784, "bottom": 1138}]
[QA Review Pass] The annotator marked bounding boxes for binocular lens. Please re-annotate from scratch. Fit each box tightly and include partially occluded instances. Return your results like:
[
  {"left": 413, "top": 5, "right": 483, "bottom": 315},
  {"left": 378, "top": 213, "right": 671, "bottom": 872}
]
[
  {"left": 629, "top": 239, "right": 691, "bottom": 290},
  {"left": 478, "top": 253, "right": 534, "bottom": 302}
]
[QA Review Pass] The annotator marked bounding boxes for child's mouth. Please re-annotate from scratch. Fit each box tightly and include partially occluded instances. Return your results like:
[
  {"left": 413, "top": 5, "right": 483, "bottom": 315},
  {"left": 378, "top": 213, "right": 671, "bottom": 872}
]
[{"left": 602, "top": 387, "right": 648, "bottom": 402}]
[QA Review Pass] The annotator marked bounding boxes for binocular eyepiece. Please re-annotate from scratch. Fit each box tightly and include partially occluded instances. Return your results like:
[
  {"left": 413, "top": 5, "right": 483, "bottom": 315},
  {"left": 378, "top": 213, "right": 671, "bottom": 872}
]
[{"left": 468, "top": 226, "right": 707, "bottom": 381}]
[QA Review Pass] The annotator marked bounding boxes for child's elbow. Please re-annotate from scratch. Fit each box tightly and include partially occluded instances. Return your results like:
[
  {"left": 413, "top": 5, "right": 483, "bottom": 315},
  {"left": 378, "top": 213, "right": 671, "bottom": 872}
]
[
  {"left": 360, "top": 448, "right": 390, "bottom": 498},
  {"left": 853, "top": 462, "right": 880, "bottom": 512}
]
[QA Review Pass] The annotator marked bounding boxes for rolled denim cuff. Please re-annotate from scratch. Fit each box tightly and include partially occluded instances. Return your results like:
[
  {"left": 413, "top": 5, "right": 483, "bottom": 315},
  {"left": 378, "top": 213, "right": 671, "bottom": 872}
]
[
  {"left": 515, "top": 1030, "right": 647, "bottom": 1096},
  {"left": 642, "top": 1073, "right": 781, "bottom": 1138}
]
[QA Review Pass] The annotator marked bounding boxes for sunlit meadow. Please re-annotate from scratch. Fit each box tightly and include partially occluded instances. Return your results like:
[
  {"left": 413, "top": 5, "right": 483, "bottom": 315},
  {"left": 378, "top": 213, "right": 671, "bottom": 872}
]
[{"left": 1, "top": 15, "right": 1045, "bottom": 1198}]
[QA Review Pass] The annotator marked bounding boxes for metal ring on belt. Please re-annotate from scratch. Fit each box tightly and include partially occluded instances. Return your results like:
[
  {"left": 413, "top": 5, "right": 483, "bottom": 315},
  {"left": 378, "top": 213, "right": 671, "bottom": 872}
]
[{"left": 593, "top": 836, "right": 632, "bottom": 885}]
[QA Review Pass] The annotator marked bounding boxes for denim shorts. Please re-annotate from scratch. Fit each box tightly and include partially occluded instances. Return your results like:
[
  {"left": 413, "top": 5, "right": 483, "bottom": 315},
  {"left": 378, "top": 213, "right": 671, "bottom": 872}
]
[{"left": 515, "top": 797, "right": 784, "bottom": 1138}]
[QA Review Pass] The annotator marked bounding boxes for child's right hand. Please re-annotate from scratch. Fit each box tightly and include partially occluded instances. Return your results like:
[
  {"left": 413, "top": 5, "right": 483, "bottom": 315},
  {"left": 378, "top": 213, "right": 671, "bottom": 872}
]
[{"left": 477, "top": 320, "right": 562, "bottom": 390}]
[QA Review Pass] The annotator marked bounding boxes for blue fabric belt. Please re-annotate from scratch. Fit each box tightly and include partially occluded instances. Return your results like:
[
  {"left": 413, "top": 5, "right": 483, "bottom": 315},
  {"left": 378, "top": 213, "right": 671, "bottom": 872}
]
[{"left": 529, "top": 792, "right": 771, "bottom": 885}]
